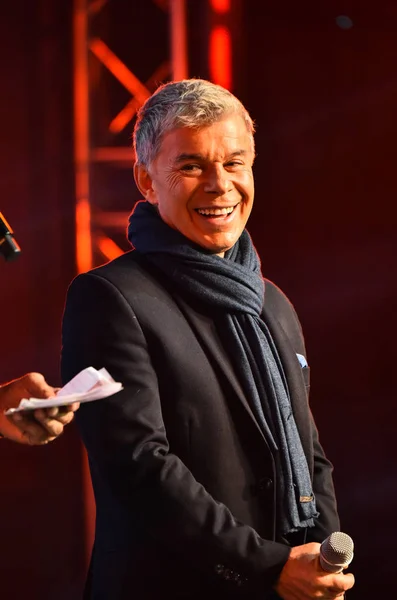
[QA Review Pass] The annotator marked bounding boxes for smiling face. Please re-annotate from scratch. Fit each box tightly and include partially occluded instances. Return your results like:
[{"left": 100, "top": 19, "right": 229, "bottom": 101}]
[{"left": 134, "top": 114, "right": 255, "bottom": 256}]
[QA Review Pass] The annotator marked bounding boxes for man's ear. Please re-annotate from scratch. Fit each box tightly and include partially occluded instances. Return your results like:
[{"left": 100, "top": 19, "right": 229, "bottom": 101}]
[{"left": 133, "top": 162, "right": 158, "bottom": 205}]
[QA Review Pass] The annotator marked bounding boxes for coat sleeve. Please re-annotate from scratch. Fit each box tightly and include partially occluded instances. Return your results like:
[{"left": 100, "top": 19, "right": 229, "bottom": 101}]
[{"left": 61, "top": 272, "right": 290, "bottom": 596}]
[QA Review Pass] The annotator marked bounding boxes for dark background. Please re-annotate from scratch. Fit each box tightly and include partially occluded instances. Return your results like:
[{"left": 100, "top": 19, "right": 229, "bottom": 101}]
[{"left": 1, "top": 1, "right": 396, "bottom": 597}]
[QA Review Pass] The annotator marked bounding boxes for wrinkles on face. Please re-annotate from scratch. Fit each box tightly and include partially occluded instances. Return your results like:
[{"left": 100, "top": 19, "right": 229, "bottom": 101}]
[
  {"left": 164, "top": 167, "right": 186, "bottom": 195},
  {"left": 140, "top": 115, "right": 255, "bottom": 253}
]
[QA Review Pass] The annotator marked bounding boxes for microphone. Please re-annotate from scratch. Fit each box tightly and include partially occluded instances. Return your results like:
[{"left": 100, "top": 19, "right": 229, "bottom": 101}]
[
  {"left": 0, "top": 212, "right": 21, "bottom": 261},
  {"left": 319, "top": 531, "right": 354, "bottom": 573}
]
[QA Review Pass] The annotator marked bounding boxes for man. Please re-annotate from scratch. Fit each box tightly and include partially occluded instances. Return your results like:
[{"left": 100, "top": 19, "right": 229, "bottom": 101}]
[
  {"left": 0, "top": 372, "right": 79, "bottom": 444},
  {"left": 61, "top": 79, "right": 354, "bottom": 599}
]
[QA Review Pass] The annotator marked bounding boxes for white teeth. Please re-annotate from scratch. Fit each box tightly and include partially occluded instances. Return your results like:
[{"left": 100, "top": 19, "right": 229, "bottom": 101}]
[{"left": 197, "top": 206, "right": 235, "bottom": 216}]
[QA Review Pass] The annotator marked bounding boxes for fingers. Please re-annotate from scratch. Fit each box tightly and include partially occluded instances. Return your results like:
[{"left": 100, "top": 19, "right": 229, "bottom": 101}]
[
  {"left": 40, "top": 405, "right": 79, "bottom": 423},
  {"left": 56, "top": 412, "right": 75, "bottom": 425},
  {"left": 330, "top": 572, "right": 355, "bottom": 593},
  {"left": 7, "top": 405, "right": 78, "bottom": 445},
  {"left": 8, "top": 412, "right": 57, "bottom": 445},
  {"left": 33, "top": 409, "right": 67, "bottom": 437},
  {"left": 320, "top": 572, "right": 355, "bottom": 599},
  {"left": 0, "top": 374, "right": 79, "bottom": 444},
  {"left": 22, "top": 372, "right": 57, "bottom": 399},
  {"left": 0, "top": 372, "right": 57, "bottom": 412},
  {"left": 57, "top": 402, "right": 80, "bottom": 414}
]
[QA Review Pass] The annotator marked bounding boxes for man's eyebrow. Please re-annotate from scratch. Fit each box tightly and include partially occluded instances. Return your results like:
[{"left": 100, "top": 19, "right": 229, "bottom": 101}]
[
  {"left": 225, "top": 150, "right": 249, "bottom": 159},
  {"left": 174, "top": 153, "right": 204, "bottom": 163},
  {"left": 174, "top": 150, "right": 249, "bottom": 164}
]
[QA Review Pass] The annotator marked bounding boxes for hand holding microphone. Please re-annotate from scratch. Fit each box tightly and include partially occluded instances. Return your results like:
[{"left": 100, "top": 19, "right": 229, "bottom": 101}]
[{"left": 274, "top": 532, "right": 355, "bottom": 600}]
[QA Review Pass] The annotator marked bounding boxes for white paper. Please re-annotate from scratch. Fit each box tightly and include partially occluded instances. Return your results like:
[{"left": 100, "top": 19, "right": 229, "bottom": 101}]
[{"left": 5, "top": 367, "right": 123, "bottom": 415}]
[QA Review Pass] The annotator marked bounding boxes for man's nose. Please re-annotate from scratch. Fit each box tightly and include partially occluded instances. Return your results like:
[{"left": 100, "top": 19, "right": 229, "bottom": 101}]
[{"left": 203, "top": 165, "right": 232, "bottom": 195}]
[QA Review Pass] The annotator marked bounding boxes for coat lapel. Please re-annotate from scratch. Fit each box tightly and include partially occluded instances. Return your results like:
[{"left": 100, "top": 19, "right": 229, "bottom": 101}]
[{"left": 173, "top": 295, "right": 271, "bottom": 446}]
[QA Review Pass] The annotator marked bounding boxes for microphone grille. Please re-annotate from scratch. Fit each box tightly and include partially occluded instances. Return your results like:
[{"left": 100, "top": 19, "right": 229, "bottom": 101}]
[{"left": 320, "top": 531, "right": 354, "bottom": 573}]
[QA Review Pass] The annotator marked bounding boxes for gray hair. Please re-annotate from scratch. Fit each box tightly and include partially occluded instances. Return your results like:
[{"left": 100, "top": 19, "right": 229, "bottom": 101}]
[{"left": 133, "top": 78, "right": 255, "bottom": 167}]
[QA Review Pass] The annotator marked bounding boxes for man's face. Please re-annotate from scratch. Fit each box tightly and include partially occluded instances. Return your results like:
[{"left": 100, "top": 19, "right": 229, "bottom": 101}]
[{"left": 134, "top": 114, "right": 255, "bottom": 256}]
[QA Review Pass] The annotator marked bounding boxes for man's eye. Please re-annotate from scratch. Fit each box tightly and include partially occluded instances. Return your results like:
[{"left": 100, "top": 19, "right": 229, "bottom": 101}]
[
  {"left": 226, "top": 161, "right": 243, "bottom": 168},
  {"left": 181, "top": 164, "right": 201, "bottom": 172}
]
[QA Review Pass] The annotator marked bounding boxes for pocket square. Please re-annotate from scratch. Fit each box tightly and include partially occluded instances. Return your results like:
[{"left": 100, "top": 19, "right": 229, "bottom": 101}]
[{"left": 296, "top": 353, "right": 308, "bottom": 368}]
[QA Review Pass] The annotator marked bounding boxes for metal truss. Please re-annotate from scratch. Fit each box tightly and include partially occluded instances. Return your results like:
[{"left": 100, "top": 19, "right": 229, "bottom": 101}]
[{"left": 73, "top": 0, "right": 188, "bottom": 274}]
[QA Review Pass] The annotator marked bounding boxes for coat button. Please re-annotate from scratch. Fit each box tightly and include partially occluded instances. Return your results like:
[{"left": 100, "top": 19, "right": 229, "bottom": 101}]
[{"left": 257, "top": 477, "right": 273, "bottom": 492}]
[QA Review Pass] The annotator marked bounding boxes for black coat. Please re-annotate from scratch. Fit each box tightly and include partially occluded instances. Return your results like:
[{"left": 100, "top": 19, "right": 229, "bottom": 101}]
[{"left": 61, "top": 251, "right": 339, "bottom": 599}]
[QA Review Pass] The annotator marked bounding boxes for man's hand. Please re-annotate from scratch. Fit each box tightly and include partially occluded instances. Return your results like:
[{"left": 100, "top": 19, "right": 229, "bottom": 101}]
[
  {"left": 0, "top": 372, "right": 79, "bottom": 445},
  {"left": 275, "top": 542, "right": 355, "bottom": 600}
]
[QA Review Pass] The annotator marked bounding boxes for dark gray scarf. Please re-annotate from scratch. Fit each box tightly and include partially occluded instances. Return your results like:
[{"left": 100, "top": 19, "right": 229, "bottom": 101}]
[{"left": 128, "top": 200, "right": 318, "bottom": 534}]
